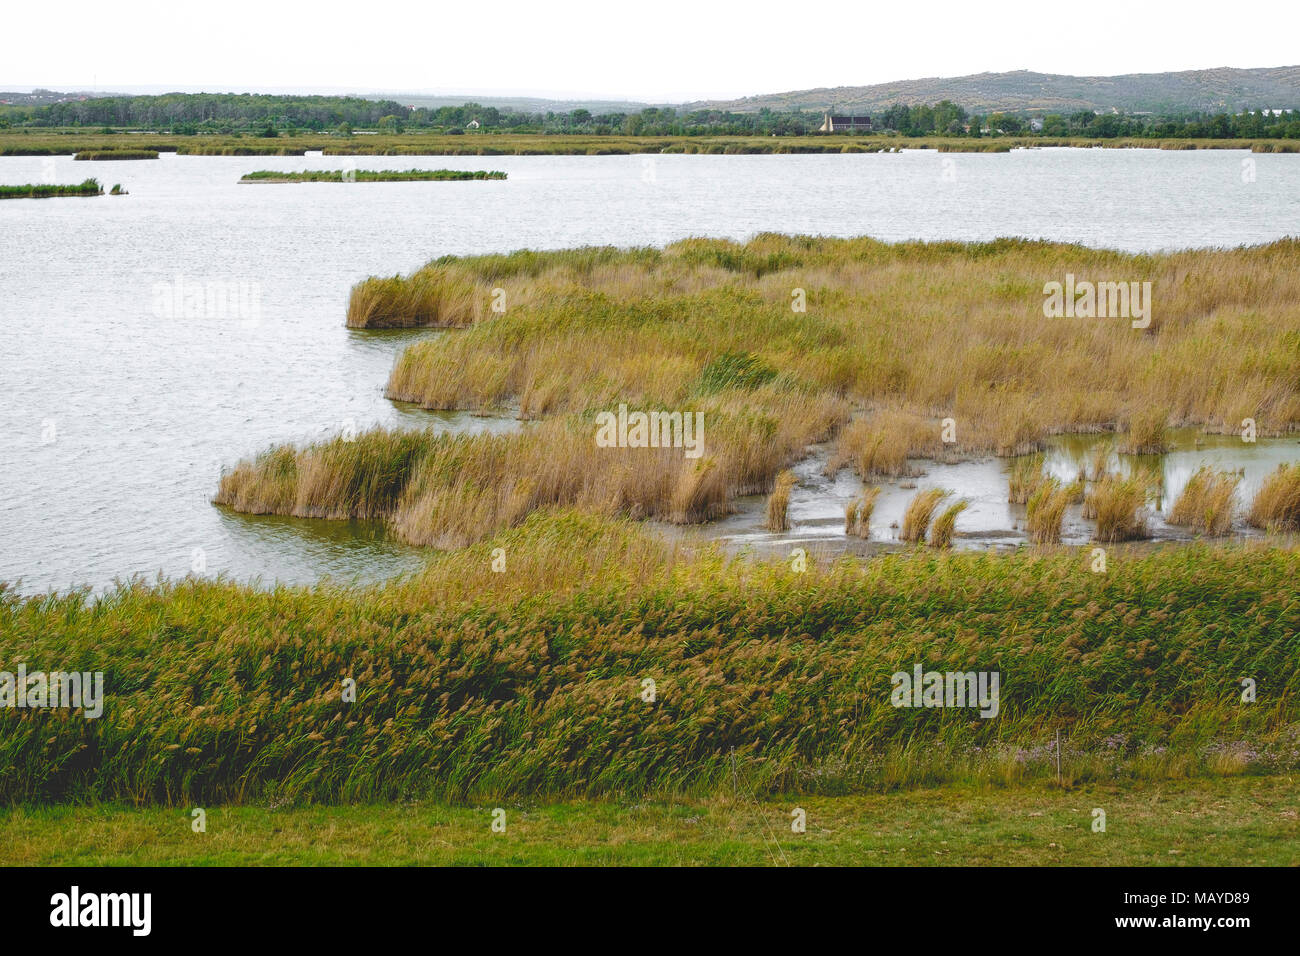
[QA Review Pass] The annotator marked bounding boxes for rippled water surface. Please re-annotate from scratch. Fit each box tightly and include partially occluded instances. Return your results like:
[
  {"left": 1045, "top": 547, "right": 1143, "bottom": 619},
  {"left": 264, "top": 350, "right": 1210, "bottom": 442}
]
[{"left": 2, "top": 148, "right": 1298, "bottom": 592}]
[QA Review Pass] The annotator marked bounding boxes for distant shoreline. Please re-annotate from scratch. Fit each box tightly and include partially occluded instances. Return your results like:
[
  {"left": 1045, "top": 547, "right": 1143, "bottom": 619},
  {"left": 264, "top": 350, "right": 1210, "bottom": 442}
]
[{"left": 2, "top": 132, "right": 1298, "bottom": 158}]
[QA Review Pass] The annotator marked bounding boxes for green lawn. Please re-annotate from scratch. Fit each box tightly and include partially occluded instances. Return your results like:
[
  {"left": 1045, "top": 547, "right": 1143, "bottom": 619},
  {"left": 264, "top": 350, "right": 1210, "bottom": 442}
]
[{"left": 3, "top": 776, "right": 1294, "bottom": 866}]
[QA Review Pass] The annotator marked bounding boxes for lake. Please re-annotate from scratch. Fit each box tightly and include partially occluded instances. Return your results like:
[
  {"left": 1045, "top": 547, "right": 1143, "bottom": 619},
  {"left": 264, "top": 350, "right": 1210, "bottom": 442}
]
[{"left": 2, "top": 147, "right": 1299, "bottom": 592}]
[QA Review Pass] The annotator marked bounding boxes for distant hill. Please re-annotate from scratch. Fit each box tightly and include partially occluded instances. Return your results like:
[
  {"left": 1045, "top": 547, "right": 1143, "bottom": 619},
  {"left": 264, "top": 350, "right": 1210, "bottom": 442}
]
[{"left": 686, "top": 66, "right": 1300, "bottom": 115}]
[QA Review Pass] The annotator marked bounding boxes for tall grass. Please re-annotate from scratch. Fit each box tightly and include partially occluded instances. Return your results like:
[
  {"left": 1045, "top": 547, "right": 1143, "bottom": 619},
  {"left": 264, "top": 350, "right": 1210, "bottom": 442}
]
[
  {"left": 1169, "top": 466, "right": 1241, "bottom": 535},
  {"left": 764, "top": 470, "right": 797, "bottom": 531},
  {"left": 216, "top": 406, "right": 843, "bottom": 547},
  {"left": 1026, "top": 477, "right": 1073, "bottom": 544},
  {"left": 1088, "top": 474, "right": 1152, "bottom": 542},
  {"left": 2, "top": 513, "right": 1297, "bottom": 805},
  {"left": 844, "top": 486, "right": 881, "bottom": 538},
  {"left": 1120, "top": 407, "right": 1171, "bottom": 454},
  {"left": 1008, "top": 454, "right": 1046, "bottom": 504},
  {"left": 1247, "top": 463, "right": 1300, "bottom": 532},
  {"left": 929, "top": 499, "right": 969, "bottom": 548},
  {"left": 347, "top": 268, "right": 482, "bottom": 329},
  {"left": 227, "top": 235, "right": 1300, "bottom": 542},
  {"left": 362, "top": 236, "right": 1300, "bottom": 443},
  {"left": 901, "top": 488, "right": 950, "bottom": 543}
]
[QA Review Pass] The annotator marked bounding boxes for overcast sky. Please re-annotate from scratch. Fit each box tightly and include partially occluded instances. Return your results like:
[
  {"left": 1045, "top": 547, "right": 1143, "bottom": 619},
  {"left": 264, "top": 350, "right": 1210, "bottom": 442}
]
[{"left": 6, "top": 0, "right": 1295, "bottom": 101}]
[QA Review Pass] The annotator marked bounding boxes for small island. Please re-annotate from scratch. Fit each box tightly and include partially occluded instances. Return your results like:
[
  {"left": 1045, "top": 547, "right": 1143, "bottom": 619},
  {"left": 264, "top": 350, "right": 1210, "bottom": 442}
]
[
  {"left": 0, "top": 178, "right": 105, "bottom": 199},
  {"left": 238, "top": 168, "right": 507, "bottom": 183},
  {"left": 73, "top": 149, "right": 159, "bottom": 160}
]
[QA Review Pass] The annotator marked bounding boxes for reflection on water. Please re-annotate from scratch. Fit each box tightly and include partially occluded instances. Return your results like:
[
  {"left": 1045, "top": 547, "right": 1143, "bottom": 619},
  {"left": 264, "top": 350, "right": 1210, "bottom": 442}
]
[
  {"left": 212, "top": 509, "right": 424, "bottom": 590},
  {"left": 679, "top": 430, "right": 1300, "bottom": 557}
]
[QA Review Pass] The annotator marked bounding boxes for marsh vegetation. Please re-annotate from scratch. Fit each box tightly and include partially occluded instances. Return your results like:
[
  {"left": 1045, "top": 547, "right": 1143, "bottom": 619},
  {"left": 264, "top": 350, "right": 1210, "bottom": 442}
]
[
  {"left": 0, "top": 178, "right": 103, "bottom": 199},
  {"left": 224, "top": 235, "right": 1300, "bottom": 550}
]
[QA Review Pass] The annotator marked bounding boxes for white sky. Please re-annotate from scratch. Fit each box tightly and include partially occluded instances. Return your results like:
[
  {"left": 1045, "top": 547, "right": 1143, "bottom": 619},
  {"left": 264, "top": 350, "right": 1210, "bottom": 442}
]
[{"left": 5, "top": 0, "right": 1297, "bottom": 102}]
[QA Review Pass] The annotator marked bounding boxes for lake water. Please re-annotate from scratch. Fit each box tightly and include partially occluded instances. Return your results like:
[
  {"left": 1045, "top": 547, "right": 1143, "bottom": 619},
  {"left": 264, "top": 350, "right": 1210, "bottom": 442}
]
[{"left": 2, "top": 148, "right": 1299, "bottom": 593}]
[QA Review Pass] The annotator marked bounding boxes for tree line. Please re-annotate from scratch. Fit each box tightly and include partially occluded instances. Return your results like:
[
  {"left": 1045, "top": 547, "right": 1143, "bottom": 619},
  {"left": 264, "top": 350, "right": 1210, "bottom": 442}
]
[{"left": 2, "top": 93, "right": 1297, "bottom": 139}]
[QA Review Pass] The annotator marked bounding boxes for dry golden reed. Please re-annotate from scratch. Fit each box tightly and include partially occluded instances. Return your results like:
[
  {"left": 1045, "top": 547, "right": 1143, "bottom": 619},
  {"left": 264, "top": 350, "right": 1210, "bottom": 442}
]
[
  {"left": 1025, "top": 477, "right": 1073, "bottom": 544},
  {"left": 1169, "top": 466, "right": 1241, "bottom": 535},
  {"left": 764, "top": 470, "right": 798, "bottom": 532},
  {"left": 1247, "top": 463, "right": 1300, "bottom": 532},
  {"left": 845, "top": 486, "right": 882, "bottom": 538},
  {"left": 901, "top": 488, "right": 950, "bottom": 544},
  {"left": 1088, "top": 474, "right": 1152, "bottom": 542},
  {"left": 929, "top": 499, "right": 969, "bottom": 549},
  {"left": 221, "top": 235, "right": 1300, "bottom": 541}
]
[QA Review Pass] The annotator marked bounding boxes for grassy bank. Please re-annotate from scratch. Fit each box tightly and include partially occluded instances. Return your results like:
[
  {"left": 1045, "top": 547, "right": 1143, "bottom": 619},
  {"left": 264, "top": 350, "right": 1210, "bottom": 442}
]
[
  {"left": 1, "top": 776, "right": 1295, "bottom": 865},
  {"left": 1, "top": 512, "right": 1296, "bottom": 805},
  {"left": 239, "top": 168, "right": 507, "bottom": 183},
  {"left": 4, "top": 131, "right": 1299, "bottom": 157},
  {"left": 0, "top": 178, "right": 103, "bottom": 199}
]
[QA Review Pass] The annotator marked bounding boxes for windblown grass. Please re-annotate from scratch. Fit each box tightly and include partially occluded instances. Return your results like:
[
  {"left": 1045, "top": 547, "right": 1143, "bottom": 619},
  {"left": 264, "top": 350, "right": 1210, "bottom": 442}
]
[
  {"left": 1088, "top": 474, "right": 1152, "bottom": 542},
  {"left": 901, "top": 488, "right": 950, "bottom": 543},
  {"left": 1247, "top": 463, "right": 1300, "bottom": 532},
  {"left": 240, "top": 168, "right": 506, "bottom": 183},
  {"left": 216, "top": 402, "right": 842, "bottom": 547},
  {"left": 1026, "top": 477, "right": 1074, "bottom": 544},
  {"left": 844, "top": 486, "right": 881, "bottom": 538},
  {"left": 763, "top": 470, "right": 797, "bottom": 531},
  {"left": 0, "top": 178, "right": 102, "bottom": 199},
  {"left": 929, "top": 499, "right": 968, "bottom": 549},
  {"left": 1, "top": 513, "right": 1297, "bottom": 805},
  {"left": 1169, "top": 466, "right": 1241, "bottom": 535},
  {"left": 346, "top": 269, "right": 482, "bottom": 329}
]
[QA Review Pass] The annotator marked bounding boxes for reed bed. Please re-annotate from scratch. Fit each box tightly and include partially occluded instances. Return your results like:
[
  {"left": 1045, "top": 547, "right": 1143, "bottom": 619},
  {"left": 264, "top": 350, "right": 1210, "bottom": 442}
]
[
  {"left": 227, "top": 235, "right": 1300, "bottom": 543},
  {"left": 1026, "top": 477, "right": 1074, "bottom": 544},
  {"left": 1087, "top": 474, "right": 1152, "bottom": 542},
  {"left": 763, "top": 470, "right": 797, "bottom": 531},
  {"left": 1169, "top": 466, "right": 1241, "bottom": 535},
  {"left": 1008, "top": 454, "right": 1046, "bottom": 504},
  {"left": 2, "top": 514, "right": 1297, "bottom": 805},
  {"left": 844, "top": 486, "right": 881, "bottom": 538},
  {"left": 240, "top": 168, "right": 506, "bottom": 183},
  {"left": 72, "top": 149, "right": 158, "bottom": 160},
  {"left": 0, "top": 178, "right": 102, "bottom": 199},
  {"left": 929, "top": 499, "right": 968, "bottom": 548},
  {"left": 217, "top": 399, "right": 843, "bottom": 547},
  {"left": 901, "top": 488, "right": 950, "bottom": 543},
  {"left": 1247, "top": 463, "right": 1300, "bottom": 532},
  {"left": 1120, "top": 407, "right": 1171, "bottom": 454},
  {"left": 364, "top": 235, "right": 1300, "bottom": 441}
]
